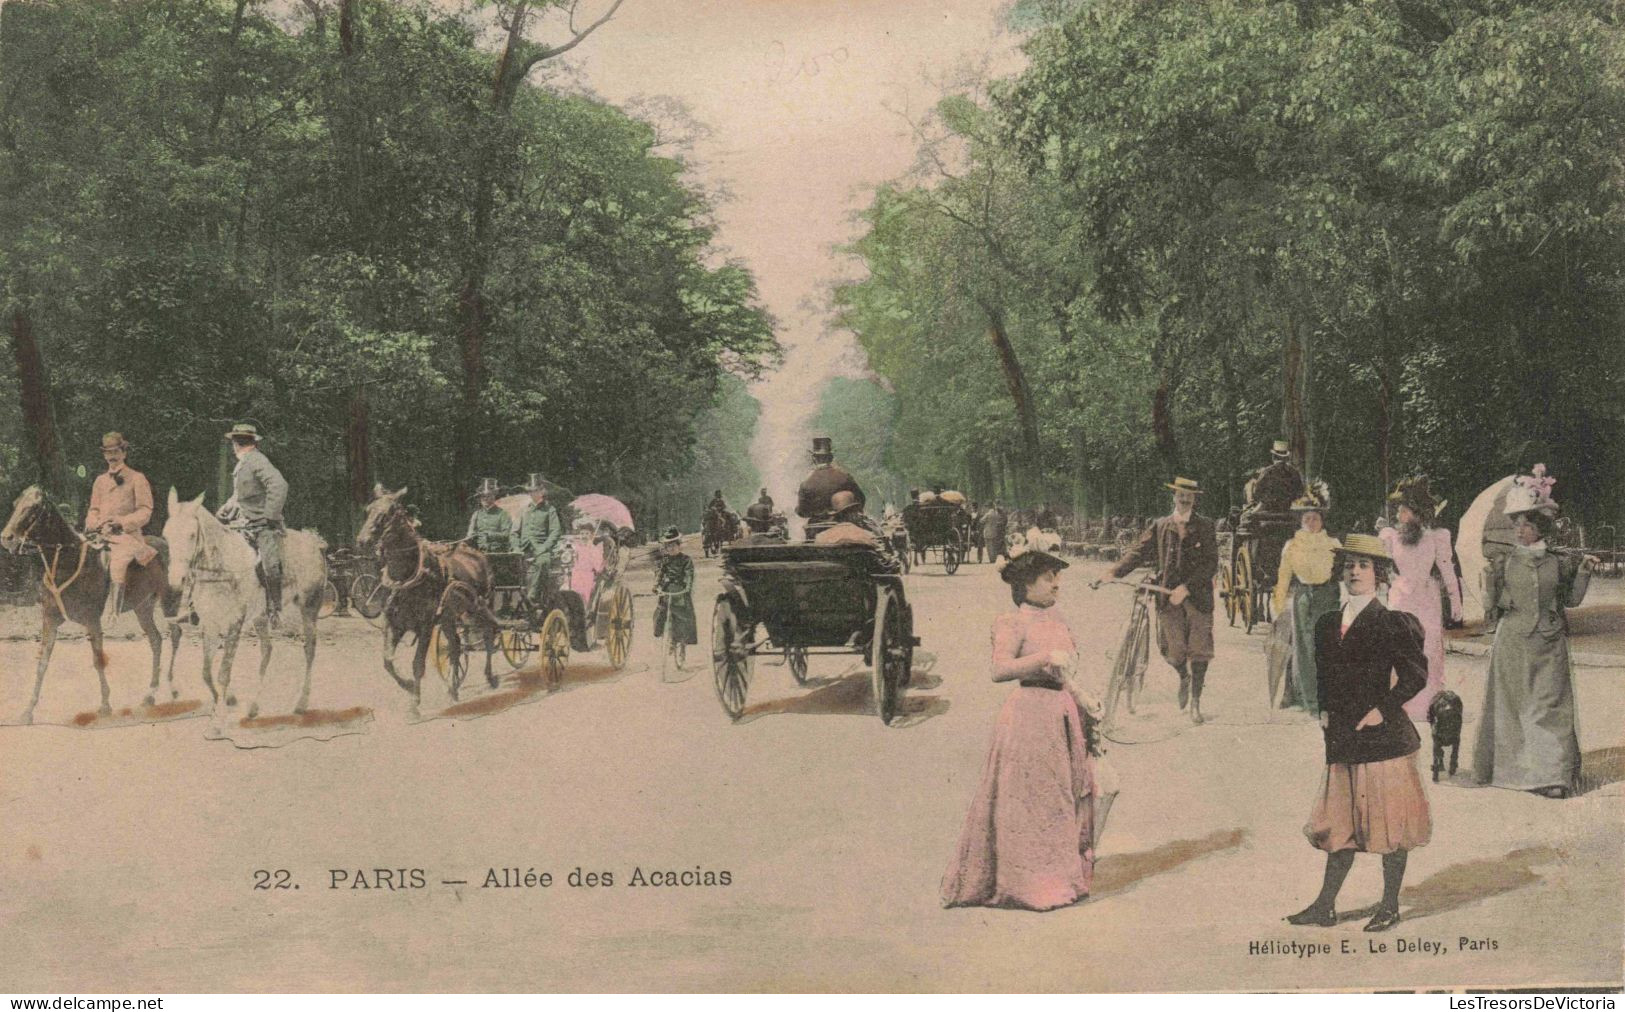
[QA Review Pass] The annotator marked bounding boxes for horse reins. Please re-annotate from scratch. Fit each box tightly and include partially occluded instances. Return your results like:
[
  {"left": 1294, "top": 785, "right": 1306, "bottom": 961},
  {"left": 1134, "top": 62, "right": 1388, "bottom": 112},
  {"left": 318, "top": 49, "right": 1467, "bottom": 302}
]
[
  {"left": 377, "top": 509, "right": 431, "bottom": 592},
  {"left": 13, "top": 504, "right": 92, "bottom": 619}
]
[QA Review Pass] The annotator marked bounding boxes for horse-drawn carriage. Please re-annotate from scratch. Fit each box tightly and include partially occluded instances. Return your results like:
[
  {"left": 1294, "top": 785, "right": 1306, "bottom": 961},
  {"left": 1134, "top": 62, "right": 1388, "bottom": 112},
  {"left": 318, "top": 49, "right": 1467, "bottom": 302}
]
[
  {"left": 902, "top": 502, "right": 971, "bottom": 574},
  {"left": 1219, "top": 507, "right": 1294, "bottom": 633},
  {"left": 711, "top": 540, "right": 917, "bottom": 725}
]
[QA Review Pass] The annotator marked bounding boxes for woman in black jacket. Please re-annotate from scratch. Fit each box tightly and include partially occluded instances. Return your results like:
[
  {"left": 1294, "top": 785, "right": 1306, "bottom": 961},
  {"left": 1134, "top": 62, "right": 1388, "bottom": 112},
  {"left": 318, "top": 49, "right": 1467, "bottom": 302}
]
[{"left": 1286, "top": 533, "right": 1431, "bottom": 933}]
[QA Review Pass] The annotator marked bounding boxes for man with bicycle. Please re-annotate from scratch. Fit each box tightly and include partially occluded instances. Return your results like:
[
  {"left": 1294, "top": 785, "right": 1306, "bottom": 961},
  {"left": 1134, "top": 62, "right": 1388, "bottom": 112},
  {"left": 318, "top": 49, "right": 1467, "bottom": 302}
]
[{"left": 1104, "top": 477, "right": 1219, "bottom": 724}]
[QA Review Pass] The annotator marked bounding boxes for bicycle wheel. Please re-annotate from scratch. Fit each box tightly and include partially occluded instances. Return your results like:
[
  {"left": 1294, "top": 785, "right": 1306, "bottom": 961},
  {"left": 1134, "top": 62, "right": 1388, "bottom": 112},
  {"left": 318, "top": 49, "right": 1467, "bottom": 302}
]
[
  {"left": 1104, "top": 600, "right": 1146, "bottom": 728},
  {"left": 1126, "top": 598, "right": 1151, "bottom": 714},
  {"left": 351, "top": 573, "right": 387, "bottom": 624},
  {"left": 318, "top": 579, "right": 339, "bottom": 619}
]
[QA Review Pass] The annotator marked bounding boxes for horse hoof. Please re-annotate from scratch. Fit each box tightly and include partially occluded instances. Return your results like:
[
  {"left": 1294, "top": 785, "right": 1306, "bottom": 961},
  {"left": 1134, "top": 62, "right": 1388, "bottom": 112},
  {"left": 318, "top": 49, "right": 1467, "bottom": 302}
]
[
  {"left": 171, "top": 690, "right": 179, "bottom": 701},
  {"left": 226, "top": 695, "right": 237, "bottom": 707},
  {"left": 246, "top": 705, "right": 260, "bottom": 720},
  {"left": 19, "top": 711, "right": 33, "bottom": 725},
  {"left": 143, "top": 695, "right": 155, "bottom": 707},
  {"left": 293, "top": 704, "right": 307, "bottom": 715},
  {"left": 487, "top": 675, "right": 500, "bottom": 690},
  {"left": 98, "top": 705, "right": 112, "bottom": 717}
]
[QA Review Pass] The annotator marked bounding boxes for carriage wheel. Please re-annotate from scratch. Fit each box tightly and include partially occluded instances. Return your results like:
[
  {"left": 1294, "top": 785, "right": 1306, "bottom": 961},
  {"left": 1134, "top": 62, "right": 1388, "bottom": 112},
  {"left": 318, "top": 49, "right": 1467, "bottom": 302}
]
[
  {"left": 1235, "top": 544, "right": 1256, "bottom": 633},
  {"left": 1220, "top": 563, "right": 1238, "bottom": 627},
  {"left": 351, "top": 573, "right": 387, "bottom": 625},
  {"left": 318, "top": 579, "right": 339, "bottom": 619},
  {"left": 712, "top": 598, "right": 750, "bottom": 720},
  {"left": 943, "top": 539, "right": 961, "bottom": 575},
  {"left": 871, "top": 588, "right": 908, "bottom": 725},
  {"left": 605, "top": 587, "right": 634, "bottom": 670},
  {"left": 787, "top": 645, "right": 809, "bottom": 685},
  {"left": 540, "top": 609, "right": 571, "bottom": 692},
  {"left": 499, "top": 628, "right": 532, "bottom": 671}
]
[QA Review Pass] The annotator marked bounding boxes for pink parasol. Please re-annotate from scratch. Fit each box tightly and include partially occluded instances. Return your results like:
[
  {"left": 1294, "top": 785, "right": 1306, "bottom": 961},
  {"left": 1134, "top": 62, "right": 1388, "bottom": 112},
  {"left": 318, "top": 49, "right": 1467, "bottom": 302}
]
[{"left": 569, "top": 493, "right": 635, "bottom": 531}]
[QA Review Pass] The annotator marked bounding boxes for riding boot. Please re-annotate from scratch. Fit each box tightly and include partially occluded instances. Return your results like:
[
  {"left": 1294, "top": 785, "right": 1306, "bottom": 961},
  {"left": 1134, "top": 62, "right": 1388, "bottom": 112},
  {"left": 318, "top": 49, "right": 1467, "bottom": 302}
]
[
  {"left": 1189, "top": 661, "right": 1209, "bottom": 724},
  {"left": 264, "top": 573, "right": 284, "bottom": 630},
  {"left": 1174, "top": 662, "right": 1190, "bottom": 710},
  {"left": 1287, "top": 849, "right": 1354, "bottom": 925},
  {"left": 107, "top": 581, "right": 126, "bottom": 622}
]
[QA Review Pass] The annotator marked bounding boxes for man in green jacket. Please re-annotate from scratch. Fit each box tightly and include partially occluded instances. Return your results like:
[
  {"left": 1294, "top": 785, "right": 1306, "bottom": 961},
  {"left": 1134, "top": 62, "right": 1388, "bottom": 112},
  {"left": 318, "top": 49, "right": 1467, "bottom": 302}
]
[
  {"left": 220, "top": 422, "right": 289, "bottom": 628},
  {"left": 516, "top": 472, "right": 563, "bottom": 607},
  {"left": 465, "top": 478, "right": 514, "bottom": 552}
]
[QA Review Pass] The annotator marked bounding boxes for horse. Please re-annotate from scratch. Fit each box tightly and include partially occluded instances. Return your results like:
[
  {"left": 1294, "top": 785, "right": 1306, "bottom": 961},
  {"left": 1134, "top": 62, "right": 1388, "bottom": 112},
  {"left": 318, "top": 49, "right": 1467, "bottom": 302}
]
[
  {"left": 1, "top": 486, "right": 183, "bottom": 723},
  {"left": 356, "top": 487, "right": 500, "bottom": 710},
  {"left": 162, "top": 490, "right": 325, "bottom": 719}
]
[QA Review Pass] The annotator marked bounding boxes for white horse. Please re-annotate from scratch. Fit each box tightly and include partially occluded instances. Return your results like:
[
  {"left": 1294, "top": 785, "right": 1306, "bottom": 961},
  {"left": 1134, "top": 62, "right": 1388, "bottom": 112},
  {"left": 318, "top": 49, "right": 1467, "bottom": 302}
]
[{"left": 162, "top": 490, "right": 326, "bottom": 719}]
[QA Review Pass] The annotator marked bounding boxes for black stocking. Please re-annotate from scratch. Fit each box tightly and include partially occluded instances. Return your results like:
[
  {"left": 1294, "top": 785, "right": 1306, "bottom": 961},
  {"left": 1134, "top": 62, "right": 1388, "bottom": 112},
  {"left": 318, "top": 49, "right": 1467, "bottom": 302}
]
[
  {"left": 1380, "top": 850, "right": 1407, "bottom": 911},
  {"left": 1316, "top": 849, "right": 1355, "bottom": 909}
]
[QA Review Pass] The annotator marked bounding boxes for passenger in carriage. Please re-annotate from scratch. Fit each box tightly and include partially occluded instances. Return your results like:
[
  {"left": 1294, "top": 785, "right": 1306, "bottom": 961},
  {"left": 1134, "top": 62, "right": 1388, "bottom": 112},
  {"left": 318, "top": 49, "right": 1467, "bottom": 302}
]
[{"left": 568, "top": 514, "right": 606, "bottom": 607}]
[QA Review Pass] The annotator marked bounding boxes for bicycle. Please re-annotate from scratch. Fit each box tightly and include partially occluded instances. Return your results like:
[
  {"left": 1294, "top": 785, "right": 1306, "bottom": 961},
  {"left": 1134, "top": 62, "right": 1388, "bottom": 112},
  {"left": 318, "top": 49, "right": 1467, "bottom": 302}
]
[
  {"left": 639, "top": 589, "right": 693, "bottom": 682},
  {"left": 1091, "top": 575, "right": 1173, "bottom": 734}
]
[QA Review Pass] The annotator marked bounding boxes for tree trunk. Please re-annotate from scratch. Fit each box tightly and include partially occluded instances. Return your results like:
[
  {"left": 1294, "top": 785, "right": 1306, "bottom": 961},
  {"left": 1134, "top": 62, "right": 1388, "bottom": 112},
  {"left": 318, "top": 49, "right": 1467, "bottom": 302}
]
[
  {"left": 10, "top": 308, "right": 65, "bottom": 494},
  {"left": 346, "top": 383, "right": 371, "bottom": 510},
  {"left": 982, "top": 306, "right": 1041, "bottom": 499},
  {"left": 1281, "top": 313, "right": 1310, "bottom": 471},
  {"left": 1376, "top": 363, "right": 1393, "bottom": 498},
  {"left": 1218, "top": 338, "right": 1243, "bottom": 515}
]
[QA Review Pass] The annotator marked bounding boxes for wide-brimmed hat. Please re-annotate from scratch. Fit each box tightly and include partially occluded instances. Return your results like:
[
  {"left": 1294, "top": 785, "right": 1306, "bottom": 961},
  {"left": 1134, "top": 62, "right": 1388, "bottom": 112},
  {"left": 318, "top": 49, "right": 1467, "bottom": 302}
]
[
  {"left": 1505, "top": 464, "right": 1559, "bottom": 517},
  {"left": 1164, "top": 476, "right": 1203, "bottom": 495},
  {"left": 661, "top": 525, "right": 681, "bottom": 544},
  {"left": 1387, "top": 475, "right": 1444, "bottom": 522},
  {"left": 100, "top": 431, "right": 130, "bottom": 452},
  {"left": 1271, "top": 439, "right": 1291, "bottom": 458},
  {"left": 523, "top": 473, "right": 550, "bottom": 493},
  {"left": 1335, "top": 533, "right": 1391, "bottom": 562},
  {"left": 1291, "top": 479, "right": 1331, "bottom": 514},
  {"left": 224, "top": 422, "right": 262, "bottom": 443},
  {"left": 474, "top": 477, "right": 502, "bottom": 499},
  {"left": 996, "top": 540, "right": 1070, "bottom": 585}
]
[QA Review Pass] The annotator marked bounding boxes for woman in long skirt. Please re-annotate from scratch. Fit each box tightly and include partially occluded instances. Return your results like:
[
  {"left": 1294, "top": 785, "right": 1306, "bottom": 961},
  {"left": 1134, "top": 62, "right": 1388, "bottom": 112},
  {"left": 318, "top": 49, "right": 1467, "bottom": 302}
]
[
  {"left": 1377, "top": 476, "right": 1463, "bottom": 720},
  {"left": 652, "top": 526, "right": 698, "bottom": 667},
  {"left": 941, "top": 546, "right": 1100, "bottom": 912},
  {"left": 1286, "top": 534, "right": 1432, "bottom": 933},
  {"left": 1472, "top": 473, "right": 1596, "bottom": 799},
  {"left": 1273, "top": 488, "right": 1340, "bottom": 711}
]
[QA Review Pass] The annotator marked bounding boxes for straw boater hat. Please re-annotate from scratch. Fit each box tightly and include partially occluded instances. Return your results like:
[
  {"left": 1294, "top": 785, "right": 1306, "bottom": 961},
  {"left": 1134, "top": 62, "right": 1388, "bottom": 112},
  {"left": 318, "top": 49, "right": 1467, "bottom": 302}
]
[
  {"left": 1164, "top": 476, "right": 1203, "bottom": 495},
  {"left": 1334, "top": 533, "right": 1392, "bottom": 562},
  {"left": 995, "top": 537, "right": 1070, "bottom": 586},
  {"left": 1387, "top": 475, "right": 1445, "bottom": 523},
  {"left": 224, "top": 422, "right": 262, "bottom": 443},
  {"left": 1504, "top": 464, "right": 1559, "bottom": 517},
  {"left": 1271, "top": 440, "right": 1291, "bottom": 459},
  {"left": 100, "top": 431, "right": 130, "bottom": 452}
]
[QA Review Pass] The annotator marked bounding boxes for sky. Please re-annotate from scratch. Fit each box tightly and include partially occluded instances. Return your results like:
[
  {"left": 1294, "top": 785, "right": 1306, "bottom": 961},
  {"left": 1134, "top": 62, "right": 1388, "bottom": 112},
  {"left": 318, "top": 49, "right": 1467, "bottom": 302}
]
[{"left": 553, "top": 0, "right": 1024, "bottom": 504}]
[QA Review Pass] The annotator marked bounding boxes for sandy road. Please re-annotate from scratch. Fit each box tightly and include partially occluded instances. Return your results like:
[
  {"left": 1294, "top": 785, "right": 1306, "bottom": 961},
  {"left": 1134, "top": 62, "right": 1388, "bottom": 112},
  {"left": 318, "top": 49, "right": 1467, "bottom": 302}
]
[{"left": 1, "top": 552, "right": 1620, "bottom": 991}]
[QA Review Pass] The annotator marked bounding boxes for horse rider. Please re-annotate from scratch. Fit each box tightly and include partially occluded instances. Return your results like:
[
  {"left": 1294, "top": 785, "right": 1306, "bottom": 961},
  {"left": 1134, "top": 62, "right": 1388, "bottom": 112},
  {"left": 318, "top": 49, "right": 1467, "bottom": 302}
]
[
  {"left": 465, "top": 477, "right": 513, "bottom": 552},
  {"left": 707, "top": 488, "right": 729, "bottom": 520},
  {"left": 85, "top": 431, "right": 159, "bottom": 618},
  {"left": 221, "top": 422, "right": 289, "bottom": 628},
  {"left": 744, "top": 489, "right": 777, "bottom": 534},
  {"left": 757, "top": 487, "right": 774, "bottom": 511},
  {"left": 516, "top": 472, "right": 564, "bottom": 609},
  {"left": 797, "top": 436, "right": 864, "bottom": 522},
  {"left": 1104, "top": 476, "right": 1219, "bottom": 724}
]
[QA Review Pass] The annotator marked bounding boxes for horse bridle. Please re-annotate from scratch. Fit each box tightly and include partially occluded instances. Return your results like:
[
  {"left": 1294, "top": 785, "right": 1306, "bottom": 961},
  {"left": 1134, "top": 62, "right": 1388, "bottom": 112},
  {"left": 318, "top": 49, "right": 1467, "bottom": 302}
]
[
  {"left": 9, "top": 500, "right": 92, "bottom": 617},
  {"left": 375, "top": 504, "right": 431, "bottom": 591}
]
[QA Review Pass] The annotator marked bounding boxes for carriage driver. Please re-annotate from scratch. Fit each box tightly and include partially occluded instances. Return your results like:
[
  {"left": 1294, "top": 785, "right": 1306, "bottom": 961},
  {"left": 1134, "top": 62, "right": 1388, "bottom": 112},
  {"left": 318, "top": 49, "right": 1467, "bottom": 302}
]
[
  {"left": 796, "top": 436, "right": 864, "bottom": 521},
  {"left": 1102, "top": 476, "right": 1219, "bottom": 725},
  {"left": 516, "top": 472, "right": 564, "bottom": 607},
  {"left": 85, "top": 431, "right": 159, "bottom": 618},
  {"left": 465, "top": 477, "right": 513, "bottom": 552},
  {"left": 221, "top": 423, "right": 289, "bottom": 629}
]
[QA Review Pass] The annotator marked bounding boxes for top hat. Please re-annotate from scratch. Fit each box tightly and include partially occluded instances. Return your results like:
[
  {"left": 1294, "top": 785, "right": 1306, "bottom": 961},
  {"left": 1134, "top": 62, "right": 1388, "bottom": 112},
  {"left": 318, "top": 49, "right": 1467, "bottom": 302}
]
[
  {"left": 523, "top": 473, "right": 550, "bottom": 493},
  {"left": 1335, "top": 532, "right": 1392, "bottom": 561},
  {"left": 224, "top": 422, "right": 262, "bottom": 443},
  {"left": 474, "top": 477, "right": 502, "bottom": 499},
  {"left": 661, "top": 525, "right": 682, "bottom": 544},
  {"left": 100, "top": 431, "right": 130, "bottom": 452},
  {"left": 1504, "top": 464, "right": 1559, "bottom": 517},
  {"left": 811, "top": 436, "right": 833, "bottom": 459},
  {"left": 1271, "top": 440, "right": 1291, "bottom": 457},
  {"left": 1163, "top": 476, "right": 1203, "bottom": 495}
]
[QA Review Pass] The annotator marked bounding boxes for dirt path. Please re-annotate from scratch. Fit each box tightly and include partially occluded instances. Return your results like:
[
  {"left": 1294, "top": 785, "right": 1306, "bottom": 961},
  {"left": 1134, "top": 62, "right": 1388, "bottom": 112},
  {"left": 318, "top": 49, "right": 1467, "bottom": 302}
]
[{"left": 2, "top": 556, "right": 1620, "bottom": 991}]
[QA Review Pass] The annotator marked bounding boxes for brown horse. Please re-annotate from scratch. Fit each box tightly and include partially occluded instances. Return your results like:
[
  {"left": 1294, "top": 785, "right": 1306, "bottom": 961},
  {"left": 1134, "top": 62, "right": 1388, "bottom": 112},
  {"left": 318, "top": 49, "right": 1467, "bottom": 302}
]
[
  {"left": 1, "top": 486, "right": 183, "bottom": 724},
  {"left": 356, "top": 487, "right": 500, "bottom": 710}
]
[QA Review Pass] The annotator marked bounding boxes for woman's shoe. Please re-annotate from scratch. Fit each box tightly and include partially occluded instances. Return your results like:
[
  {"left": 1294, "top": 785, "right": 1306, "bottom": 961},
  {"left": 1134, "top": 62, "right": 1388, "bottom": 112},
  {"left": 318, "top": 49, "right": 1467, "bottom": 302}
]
[
  {"left": 1285, "top": 903, "right": 1336, "bottom": 927},
  {"left": 1364, "top": 906, "right": 1402, "bottom": 932}
]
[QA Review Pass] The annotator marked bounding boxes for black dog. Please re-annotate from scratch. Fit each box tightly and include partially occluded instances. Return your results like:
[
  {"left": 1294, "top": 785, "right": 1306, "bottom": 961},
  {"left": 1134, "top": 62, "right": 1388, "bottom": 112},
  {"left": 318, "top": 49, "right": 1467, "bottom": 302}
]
[{"left": 1427, "top": 690, "right": 1464, "bottom": 782}]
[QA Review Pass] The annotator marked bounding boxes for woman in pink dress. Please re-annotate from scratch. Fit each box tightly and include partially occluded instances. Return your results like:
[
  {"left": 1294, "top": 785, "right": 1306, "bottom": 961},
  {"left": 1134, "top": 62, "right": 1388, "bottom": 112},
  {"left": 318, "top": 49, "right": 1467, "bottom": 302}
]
[
  {"left": 1377, "top": 477, "right": 1462, "bottom": 720},
  {"left": 568, "top": 518, "right": 606, "bottom": 605},
  {"left": 941, "top": 546, "right": 1098, "bottom": 911}
]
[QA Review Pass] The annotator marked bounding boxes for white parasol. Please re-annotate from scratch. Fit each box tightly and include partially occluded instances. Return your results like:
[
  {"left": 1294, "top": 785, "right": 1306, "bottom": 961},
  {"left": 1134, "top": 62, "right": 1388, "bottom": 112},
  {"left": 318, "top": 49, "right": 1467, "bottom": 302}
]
[{"left": 1456, "top": 475, "right": 1518, "bottom": 624}]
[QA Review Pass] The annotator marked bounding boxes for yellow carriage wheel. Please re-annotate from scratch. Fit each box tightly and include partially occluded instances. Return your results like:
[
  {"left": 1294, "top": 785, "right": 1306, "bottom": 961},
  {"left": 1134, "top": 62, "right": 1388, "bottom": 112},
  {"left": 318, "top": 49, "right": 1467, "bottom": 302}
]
[
  {"left": 540, "top": 609, "right": 571, "bottom": 692},
  {"left": 500, "top": 628, "right": 532, "bottom": 671},
  {"left": 604, "top": 587, "right": 634, "bottom": 670},
  {"left": 1234, "top": 544, "right": 1255, "bottom": 631}
]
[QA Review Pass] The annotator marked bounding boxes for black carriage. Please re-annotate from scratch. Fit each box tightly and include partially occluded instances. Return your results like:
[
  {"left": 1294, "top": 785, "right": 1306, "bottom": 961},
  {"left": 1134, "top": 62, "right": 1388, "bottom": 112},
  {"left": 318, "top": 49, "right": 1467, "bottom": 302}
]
[
  {"left": 711, "top": 541, "right": 917, "bottom": 725},
  {"left": 1220, "top": 508, "right": 1295, "bottom": 633},
  {"left": 902, "top": 503, "right": 970, "bottom": 574},
  {"left": 430, "top": 538, "right": 634, "bottom": 693}
]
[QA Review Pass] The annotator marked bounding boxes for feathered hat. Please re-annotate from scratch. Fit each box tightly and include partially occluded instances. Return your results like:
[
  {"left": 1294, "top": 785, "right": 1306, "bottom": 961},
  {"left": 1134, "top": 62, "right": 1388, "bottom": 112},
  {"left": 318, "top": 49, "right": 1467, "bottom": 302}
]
[
  {"left": 1387, "top": 475, "right": 1445, "bottom": 524},
  {"left": 1504, "top": 463, "right": 1559, "bottom": 517},
  {"left": 995, "top": 536, "right": 1069, "bottom": 586},
  {"left": 1291, "top": 478, "right": 1331, "bottom": 514}
]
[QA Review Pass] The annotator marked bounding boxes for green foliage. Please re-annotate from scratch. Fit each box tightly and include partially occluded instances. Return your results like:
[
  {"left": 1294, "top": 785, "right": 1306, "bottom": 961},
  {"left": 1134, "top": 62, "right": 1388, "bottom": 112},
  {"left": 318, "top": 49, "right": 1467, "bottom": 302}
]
[{"left": 0, "top": 0, "right": 778, "bottom": 537}]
